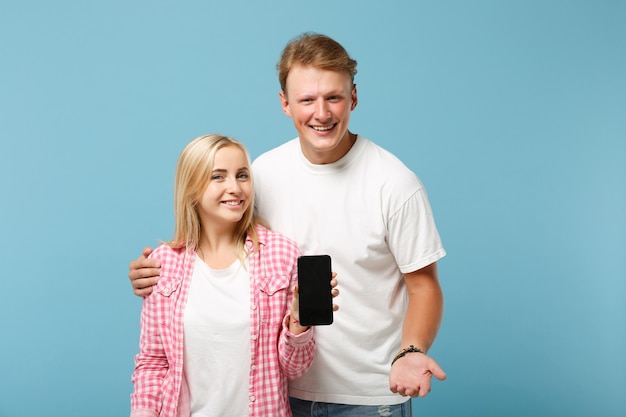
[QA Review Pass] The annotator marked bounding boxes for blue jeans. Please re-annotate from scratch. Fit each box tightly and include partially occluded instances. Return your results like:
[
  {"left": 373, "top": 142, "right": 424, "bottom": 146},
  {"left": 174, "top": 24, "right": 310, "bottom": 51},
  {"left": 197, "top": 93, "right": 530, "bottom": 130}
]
[{"left": 289, "top": 397, "right": 412, "bottom": 417}]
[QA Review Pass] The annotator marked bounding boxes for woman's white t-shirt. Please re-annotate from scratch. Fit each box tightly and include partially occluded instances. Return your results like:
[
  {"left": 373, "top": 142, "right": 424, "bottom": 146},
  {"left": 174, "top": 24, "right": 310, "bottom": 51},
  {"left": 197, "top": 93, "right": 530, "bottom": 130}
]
[{"left": 183, "top": 256, "right": 251, "bottom": 416}]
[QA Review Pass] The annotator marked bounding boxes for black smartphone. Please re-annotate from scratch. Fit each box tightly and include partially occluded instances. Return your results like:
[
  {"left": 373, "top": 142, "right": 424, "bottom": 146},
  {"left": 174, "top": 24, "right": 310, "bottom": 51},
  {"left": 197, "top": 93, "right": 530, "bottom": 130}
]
[{"left": 297, "top": 255, "right": 333, "bottom": 326}]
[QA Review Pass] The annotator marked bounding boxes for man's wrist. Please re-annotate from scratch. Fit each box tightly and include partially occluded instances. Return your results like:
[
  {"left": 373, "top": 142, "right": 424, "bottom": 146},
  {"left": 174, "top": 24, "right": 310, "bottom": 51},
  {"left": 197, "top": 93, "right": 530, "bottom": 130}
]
[{"left": 391, "top": 345, "right": 425, "bottom": 366}]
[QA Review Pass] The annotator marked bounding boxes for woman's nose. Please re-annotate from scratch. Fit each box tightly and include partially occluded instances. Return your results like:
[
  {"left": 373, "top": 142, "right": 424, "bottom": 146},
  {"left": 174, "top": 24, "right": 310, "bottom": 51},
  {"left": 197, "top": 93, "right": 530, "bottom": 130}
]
[{"left": 226, "top": 177, "right": 241, "bottom": 193}]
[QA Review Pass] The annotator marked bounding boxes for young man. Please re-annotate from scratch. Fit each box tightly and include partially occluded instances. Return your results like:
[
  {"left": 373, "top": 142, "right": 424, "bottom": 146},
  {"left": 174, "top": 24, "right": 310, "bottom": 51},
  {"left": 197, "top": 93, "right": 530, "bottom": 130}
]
[{"left": 129, "top": 33, "right": 447, "bottom": 417}]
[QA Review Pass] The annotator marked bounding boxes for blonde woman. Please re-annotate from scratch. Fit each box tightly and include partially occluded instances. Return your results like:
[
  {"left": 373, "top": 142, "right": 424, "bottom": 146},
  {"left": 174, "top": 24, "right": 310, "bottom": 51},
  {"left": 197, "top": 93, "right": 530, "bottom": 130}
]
[{"left": 130, "top": 134, "right": 336, "bottom": 417}]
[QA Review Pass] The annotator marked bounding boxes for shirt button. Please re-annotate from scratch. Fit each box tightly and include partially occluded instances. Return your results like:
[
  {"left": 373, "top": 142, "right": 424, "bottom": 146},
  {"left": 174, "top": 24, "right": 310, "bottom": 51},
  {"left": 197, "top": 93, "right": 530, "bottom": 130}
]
[
  {"left": 249, "top": 395, "right": 256, "bottom": 402},
  {"left": 251, "top": 334, "right": 257, "bottom": 340},
  {"left": 251, "top": 365, "right": 257, "bottom": 371}
]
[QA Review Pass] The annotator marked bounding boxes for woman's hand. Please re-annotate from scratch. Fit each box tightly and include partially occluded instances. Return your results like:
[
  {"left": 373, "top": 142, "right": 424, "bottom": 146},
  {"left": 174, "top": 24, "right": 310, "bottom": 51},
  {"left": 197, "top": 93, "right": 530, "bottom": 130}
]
[{"left": 289, "top": 273, "right": 339, "bottom": 334}]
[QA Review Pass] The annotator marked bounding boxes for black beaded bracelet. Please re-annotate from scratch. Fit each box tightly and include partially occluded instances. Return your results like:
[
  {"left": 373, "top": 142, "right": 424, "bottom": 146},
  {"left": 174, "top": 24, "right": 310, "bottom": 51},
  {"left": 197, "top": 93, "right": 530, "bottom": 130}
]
[{"left": 391, "top": 345, "right": 424, "bottom": 366}]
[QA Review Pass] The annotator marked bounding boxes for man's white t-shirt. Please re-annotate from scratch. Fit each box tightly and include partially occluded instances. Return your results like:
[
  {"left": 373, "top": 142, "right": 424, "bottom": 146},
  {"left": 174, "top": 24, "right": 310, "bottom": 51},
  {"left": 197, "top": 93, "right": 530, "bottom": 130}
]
[{"left": 252, "top": 136, "right": 445, "bottom": 405}]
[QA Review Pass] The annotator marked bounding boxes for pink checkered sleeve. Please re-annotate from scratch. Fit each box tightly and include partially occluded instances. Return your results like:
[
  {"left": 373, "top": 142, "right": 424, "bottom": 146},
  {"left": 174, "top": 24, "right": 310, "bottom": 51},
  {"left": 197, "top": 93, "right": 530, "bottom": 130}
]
[
  {"left": 279, "top": 266, "right": 315, "bottom": 380},
  {"left": 130, "top": 281, "right": 167, "bottom": 415},
  {"left": 247, "top": 227, "right": 316, "bottom": 416},
  {"left": 130, "top": 245, "right": 190, "bottom": 417}
]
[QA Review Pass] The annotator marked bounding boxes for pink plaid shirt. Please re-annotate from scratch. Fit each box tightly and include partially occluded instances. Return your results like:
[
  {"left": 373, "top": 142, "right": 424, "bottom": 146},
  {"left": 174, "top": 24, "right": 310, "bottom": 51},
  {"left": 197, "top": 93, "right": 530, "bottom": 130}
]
[{"left": 131, "top": 225, "right": 315, "bottom": 417}]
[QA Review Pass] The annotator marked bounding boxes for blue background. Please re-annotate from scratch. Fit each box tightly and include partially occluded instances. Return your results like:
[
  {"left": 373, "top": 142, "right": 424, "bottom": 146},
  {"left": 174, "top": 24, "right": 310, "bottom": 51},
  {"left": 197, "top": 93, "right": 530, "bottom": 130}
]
[{"left": 1, "top": 1, "right": 624, "bottom": 416}]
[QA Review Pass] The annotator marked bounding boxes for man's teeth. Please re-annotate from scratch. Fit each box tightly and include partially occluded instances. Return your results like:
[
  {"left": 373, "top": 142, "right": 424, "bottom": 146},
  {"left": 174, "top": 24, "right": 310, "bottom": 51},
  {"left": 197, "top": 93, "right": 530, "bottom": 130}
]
[{"left": 313, "top": 125, "right": 334, "bottom": 131}]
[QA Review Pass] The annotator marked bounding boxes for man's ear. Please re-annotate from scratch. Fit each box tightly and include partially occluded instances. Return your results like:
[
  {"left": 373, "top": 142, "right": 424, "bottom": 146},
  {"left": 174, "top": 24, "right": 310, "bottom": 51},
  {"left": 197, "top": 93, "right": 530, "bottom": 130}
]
[
  {"left": 351, "top": 84, "right": 358, "bottom": 110},
  {"left": 279, "top": 91, "right": 292, "bottom": 117}
]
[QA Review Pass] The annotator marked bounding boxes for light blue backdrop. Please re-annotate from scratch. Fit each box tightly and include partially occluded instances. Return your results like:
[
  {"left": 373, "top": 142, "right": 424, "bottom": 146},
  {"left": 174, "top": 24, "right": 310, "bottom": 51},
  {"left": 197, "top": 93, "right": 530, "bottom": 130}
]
[{"left": 1, "top": 1, "right": 624, "bottom": 416}]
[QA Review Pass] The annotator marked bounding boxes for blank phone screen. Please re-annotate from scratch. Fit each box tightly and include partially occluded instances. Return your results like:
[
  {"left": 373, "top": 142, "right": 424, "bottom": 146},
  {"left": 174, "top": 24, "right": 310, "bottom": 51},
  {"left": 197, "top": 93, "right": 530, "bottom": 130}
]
[{"left": 297, "top": 255, "right": 333, "bottom": 326}]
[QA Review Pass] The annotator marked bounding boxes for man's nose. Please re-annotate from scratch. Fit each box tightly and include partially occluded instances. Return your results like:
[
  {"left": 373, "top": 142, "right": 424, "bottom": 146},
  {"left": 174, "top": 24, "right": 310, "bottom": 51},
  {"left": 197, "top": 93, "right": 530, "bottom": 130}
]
[{"left": 315, "top": 100, "right": 331, "bottom": 120}]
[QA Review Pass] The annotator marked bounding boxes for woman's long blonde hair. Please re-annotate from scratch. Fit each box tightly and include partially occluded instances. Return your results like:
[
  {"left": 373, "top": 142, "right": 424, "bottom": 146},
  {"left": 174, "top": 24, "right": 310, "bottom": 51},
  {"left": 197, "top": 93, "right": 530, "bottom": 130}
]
[{"left": 168, "top": 134, "right": 260, "bottom": 261}]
